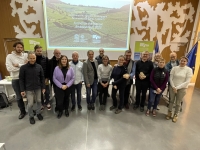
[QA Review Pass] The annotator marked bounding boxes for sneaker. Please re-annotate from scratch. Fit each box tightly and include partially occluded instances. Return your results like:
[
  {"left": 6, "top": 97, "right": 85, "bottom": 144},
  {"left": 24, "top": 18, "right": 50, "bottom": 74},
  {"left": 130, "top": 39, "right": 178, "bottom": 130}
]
[
  {"left": 71, "top": 105, "right": 75, "bottom": 111},
  {"left": 91, "top": 103, "right": 95, "bottom": 110},
  {"left": 18, "top": 112, "right": 27, "bottom": 119},
  {"left": 65, "top": 110, "right": 69, "bottom": 117},
  {"left": 78, "top": 105, "right": 82, "bottom": 111},
  {"left": 57, "top": 111, "right": 63, "bottom": 119},
  {"left": 110, "top": 106, "right": 116, "bottom": 110},
  {"left": 157, "top": 106, "right": 160, "bottom": 110},
  {"left": 145, "top": 109, "right": 150, "bottom": 116},
  {"left": 46, "top": 103, "right": 51, "bottom": 111},
  {"left": 29, "top": 117, "right": 35, "bottom": 124},
  {"left": 140, "top": 107, "right": 144, "bottom": 112},
  {"left": 37, "top": 114, "right": 43, "bottom": 120},
  {"left": 133, "top": 105, "right": 139, "bottom": 110},
  {"left": 115, "top": 109, "right": 122, "bottom": 114},
  {"left": 152, "top": 109, "right": 156, "bottom": 117},
  {"left": 87, "top": 104, "right": 91, "bottom": 110}
]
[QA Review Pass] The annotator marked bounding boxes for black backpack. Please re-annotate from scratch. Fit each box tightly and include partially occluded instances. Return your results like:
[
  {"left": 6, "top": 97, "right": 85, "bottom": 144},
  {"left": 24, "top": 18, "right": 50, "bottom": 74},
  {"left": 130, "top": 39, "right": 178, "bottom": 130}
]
[{"left": 0, "top": 92, "right": 10, "bottom": 109}]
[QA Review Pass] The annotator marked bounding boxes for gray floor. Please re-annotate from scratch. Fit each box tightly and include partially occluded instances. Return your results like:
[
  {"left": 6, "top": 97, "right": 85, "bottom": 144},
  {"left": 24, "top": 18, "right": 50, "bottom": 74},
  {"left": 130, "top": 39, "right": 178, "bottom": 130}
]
[{"left": 0, "top": 86, "right": 200, "bottom": 150}]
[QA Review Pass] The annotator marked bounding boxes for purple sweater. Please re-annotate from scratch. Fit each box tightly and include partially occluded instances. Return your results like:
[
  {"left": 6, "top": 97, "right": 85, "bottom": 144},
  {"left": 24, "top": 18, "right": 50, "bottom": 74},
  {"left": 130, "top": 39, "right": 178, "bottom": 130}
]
[{"left": 53, "top": 66, "right": 75, "bottom": 88}]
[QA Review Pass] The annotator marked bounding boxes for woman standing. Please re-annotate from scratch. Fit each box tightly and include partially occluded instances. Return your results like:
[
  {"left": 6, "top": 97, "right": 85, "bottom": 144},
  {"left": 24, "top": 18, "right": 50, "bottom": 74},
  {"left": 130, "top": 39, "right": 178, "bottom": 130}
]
[
  {"left": 166, "top": 56, "right": 193, "bottom": 122},
  {"left": 110, "top": 55, "right": 127, "bottom": 114},
  {"left": 53, "top": 55, "right": 75, "bottom": 119},
  {"left": 97, "top": 55, "right": 112, "bottom": 110},
  {"left": 146, "top": 59, "right": 169, "bottom": 116}
]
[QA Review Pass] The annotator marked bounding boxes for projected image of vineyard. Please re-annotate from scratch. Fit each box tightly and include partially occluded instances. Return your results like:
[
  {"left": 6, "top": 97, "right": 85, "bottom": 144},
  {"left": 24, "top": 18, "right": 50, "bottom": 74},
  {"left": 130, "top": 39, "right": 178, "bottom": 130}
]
[{"left": 45, "top": 0, "right": 131, "bottom": 48}]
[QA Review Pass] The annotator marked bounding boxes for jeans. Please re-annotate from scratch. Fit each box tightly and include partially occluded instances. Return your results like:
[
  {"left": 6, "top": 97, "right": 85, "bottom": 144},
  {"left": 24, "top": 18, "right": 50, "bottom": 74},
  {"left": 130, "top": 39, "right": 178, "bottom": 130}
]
[
  {"left": 147, "top": 88, "right": 163, "bottom": 110},
  {"left": 111, "top": 86, "right": 125, "bottom": 109},
  {"left": 71, "top": 83, "right": 82, "bottom": 106},
  {"left": 41, "top": 85, "right": 50, "bottom": 105},
  {"left": 98, "top": 81, "right": 109, "bottom": 105},
  {"left": 55, "top": 86, "right": 71, "bottom": 112},
  {"left": 86, "top": 79, "right": 98, "bottom": 104},
  {"left": 12, "top": 79, "right": 26, "bottom": 113},
  {"left": 135, "top": 80, "right": 149, "bottom": 107},
  {"left": 26, "top": 89, "right": 41, "bottom": 117},
  {"left": 124, "top": 83, "right": 132, "bottom": 105}
]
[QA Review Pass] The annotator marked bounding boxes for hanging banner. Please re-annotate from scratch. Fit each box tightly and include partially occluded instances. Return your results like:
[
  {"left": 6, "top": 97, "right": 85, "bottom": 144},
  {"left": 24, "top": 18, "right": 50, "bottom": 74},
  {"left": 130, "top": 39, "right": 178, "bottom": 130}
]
[
  {"left": 22, "top": 38, "right": 46, "bottom": 51},
  {"left": 134, "top": 41, "right": 154, "bottom": 60}
]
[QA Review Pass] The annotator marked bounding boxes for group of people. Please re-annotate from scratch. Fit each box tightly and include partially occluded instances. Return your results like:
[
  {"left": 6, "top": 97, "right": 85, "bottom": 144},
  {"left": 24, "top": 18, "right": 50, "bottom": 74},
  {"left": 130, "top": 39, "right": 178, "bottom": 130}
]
[{"left": 5, "top": 42, "right": 193, "bottom": 124}]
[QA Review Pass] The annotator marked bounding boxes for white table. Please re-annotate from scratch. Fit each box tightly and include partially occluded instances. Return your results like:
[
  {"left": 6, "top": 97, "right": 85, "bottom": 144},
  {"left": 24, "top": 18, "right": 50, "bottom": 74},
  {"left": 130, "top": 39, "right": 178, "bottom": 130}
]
[{"left": 0, "top": 79, "right": 15, "bottom": 99}]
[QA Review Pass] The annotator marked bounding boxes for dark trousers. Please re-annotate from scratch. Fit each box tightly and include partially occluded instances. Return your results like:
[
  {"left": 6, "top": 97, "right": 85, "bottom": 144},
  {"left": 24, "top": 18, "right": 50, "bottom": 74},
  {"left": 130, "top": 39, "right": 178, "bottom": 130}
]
[
  {"left": 12, "top": 79, "right": 26, "bottom": 113},
  {"left": 55, "top": 86, "right": 71, "bottom": 112},
  {"left": 71, "top": 83, "right": 82, "bottom": 106},
  {"left": 98, "top": 81, "right": 109, "bottom": 105},
  {"left": 124, "top": 83, "right": 132, "bottom": 105},
  {"left": 112, "top": 86, "right": 125, "bottom": 109},
  {"left": 41, "top": 85, "right": 50, "bottom": 105},
  {"left": 86, "top": 79, "right": 98, "bottom": 104},
  {"left": 135, "top": 80, "right": 149, "bottom": 107}
]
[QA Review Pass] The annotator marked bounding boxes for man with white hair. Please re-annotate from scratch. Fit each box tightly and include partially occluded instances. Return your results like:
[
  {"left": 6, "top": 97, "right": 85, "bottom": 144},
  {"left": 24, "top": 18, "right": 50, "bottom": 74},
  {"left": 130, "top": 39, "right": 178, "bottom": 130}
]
[{"left": 69, "top": 51, "right": 83, "bottom": 111}]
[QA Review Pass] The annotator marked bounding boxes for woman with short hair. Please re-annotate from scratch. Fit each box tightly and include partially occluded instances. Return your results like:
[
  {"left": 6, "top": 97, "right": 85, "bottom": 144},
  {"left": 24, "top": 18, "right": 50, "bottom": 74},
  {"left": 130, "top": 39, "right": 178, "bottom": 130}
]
[
  {"left": 53, "top": 55, "right": 75, "bottom": 119},
  {"left": 146, "top": 58, "right": 169, "bottom": 117}
]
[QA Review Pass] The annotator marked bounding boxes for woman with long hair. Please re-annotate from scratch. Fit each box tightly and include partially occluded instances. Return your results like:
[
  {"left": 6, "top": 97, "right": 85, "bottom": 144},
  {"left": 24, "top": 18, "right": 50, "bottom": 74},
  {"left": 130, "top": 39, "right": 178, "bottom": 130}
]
[{"left": 53, "top": 55, "right": 75, "bottom": 119}]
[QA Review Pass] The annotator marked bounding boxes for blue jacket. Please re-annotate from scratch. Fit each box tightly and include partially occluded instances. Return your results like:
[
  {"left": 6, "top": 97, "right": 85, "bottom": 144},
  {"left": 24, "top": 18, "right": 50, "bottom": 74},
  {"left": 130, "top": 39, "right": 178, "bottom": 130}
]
[{"left": 165, "top": 60, "right": 179, "bottom": 73}]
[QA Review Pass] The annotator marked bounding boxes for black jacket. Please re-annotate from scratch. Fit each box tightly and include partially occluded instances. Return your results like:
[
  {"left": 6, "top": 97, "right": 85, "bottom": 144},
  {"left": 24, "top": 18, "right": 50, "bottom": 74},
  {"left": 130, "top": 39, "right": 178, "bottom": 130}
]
[
  {"left": 48, "top": 56, "right": 59, "bottom": 85},
  {"left": 19, "top": 62, "right": 45, "bottom": 91},
  {"left": 36, "top": 55, "right": 49, "bottom": 78},
  {"left": 110, "top": 65, "right": 127, "bottom": 87}
]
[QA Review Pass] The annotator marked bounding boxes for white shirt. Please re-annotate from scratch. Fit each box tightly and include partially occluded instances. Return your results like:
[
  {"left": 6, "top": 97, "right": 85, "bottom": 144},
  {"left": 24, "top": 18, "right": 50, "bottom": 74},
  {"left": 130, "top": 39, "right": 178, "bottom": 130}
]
[
  {"left": 170, "top": 66, "right": 193, "bottom": 90},
  {"left": 6, "top": 51, "right": 28, "bottom": 79}
]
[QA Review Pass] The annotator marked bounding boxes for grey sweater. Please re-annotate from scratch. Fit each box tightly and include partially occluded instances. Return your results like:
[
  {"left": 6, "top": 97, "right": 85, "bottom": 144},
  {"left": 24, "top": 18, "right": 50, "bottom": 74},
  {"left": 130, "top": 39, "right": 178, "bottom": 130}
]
[{"left": 97, "top": 64, "right": 113, "bottom": 82}]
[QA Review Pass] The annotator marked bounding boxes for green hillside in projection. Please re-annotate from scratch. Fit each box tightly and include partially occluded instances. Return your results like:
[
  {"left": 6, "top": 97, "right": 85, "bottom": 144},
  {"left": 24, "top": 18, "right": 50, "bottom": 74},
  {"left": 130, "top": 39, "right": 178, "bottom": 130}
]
[{"left": 46, "top": 1, "right": 130, "bottom": 48}]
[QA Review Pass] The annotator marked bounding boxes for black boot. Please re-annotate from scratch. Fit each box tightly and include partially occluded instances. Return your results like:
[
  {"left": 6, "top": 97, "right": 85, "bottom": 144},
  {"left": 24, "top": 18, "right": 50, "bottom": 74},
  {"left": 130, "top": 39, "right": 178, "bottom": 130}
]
[
  {"left": 57, "top": 111, "right": 63, "bottom": 119},
  {"left": 65, "top": 110, "right": 69, "bottom": 117}
]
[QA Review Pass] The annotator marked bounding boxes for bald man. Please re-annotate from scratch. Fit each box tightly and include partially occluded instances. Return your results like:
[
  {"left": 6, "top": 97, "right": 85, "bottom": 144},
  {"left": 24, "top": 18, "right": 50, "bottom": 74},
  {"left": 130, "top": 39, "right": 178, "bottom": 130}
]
[
  {"left": 165, "top": 52, "right": 179, "bottom": 73},
  {"left": 48, "top": 49, "right": 61, "bottom": 86}
]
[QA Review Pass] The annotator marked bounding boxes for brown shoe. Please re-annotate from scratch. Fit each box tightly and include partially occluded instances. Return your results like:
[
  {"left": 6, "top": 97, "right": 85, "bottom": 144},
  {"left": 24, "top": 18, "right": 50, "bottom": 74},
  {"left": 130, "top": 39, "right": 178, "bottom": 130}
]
[
  {"left": 152, "top": 109, "right": 156, "bottom": 117},
  {"left": 166, "top": 111, "right": 172, "bottom": 120},
  {"left": 172, "top": 114, "right": 178, "bottom": 123},
  {"left": 145, "top": 109, "right": 150, "bottom": 116}
]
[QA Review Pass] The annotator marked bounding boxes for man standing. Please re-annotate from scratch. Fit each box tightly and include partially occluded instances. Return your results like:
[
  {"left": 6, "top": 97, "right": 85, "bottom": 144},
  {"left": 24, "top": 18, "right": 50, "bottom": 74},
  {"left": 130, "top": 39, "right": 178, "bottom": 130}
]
[
  {"left": 133, "top": 51, "right": 154, "bottom": 112},
  {"left": 123, "top": 50, "right": 135, "bottom": 109},
  {"left": 34, "top": 45, "right": 51, "bottom": 110},
  {"left": 165, "top": 52, "right": 179, "bottom": 108},
  {"left": 48, "top": 49, "right": 61, "bottom": 112},
  {"left": 83, "top": 50, "right": 98, "bottom": 110},
  {"left": 69, "top": 51, "right": 83, "bottom": 111},
  {"left": 19, "top": 52, "right": 45, "bottom": 125},
  {"left": 49, "top": 49, "right": 61, "bottom": 88},
  {"left": 95, "top": 48, "right": 105, "bottom": 65},
  {"left": 165, "top": 52, "right": 179, "bottom": 73},
  {"left": 6, "top": 42, "right": 27, "bottom": 119}
]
